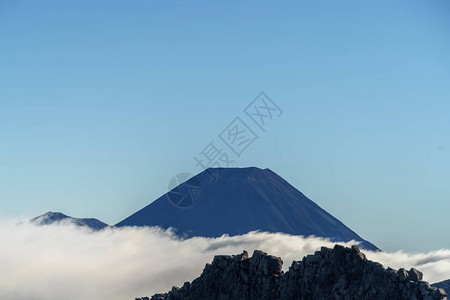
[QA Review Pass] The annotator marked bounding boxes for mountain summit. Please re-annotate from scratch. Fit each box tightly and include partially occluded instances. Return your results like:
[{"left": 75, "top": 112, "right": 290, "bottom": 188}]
[{"left": 116, "top": 167, "right": 377, "bottom": 250}]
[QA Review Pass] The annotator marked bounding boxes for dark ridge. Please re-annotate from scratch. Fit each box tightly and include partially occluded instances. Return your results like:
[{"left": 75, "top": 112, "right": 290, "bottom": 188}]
[{"left": 139, "top": 245, "right": 447, "bottom": 300}]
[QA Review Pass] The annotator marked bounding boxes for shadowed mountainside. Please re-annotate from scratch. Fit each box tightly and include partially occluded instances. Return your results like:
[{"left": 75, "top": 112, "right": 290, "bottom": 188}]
[
  {"left": 117, "top": 167, "right": 377, "bottom": 250},
  {"left": 434, "top": 280, "right": 450, "bottom": 295}
]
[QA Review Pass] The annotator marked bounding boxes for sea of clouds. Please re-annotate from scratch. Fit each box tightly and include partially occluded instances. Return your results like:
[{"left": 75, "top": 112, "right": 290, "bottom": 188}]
[{"left": 0, "top": 218, "right": 449, "bottom": 300}]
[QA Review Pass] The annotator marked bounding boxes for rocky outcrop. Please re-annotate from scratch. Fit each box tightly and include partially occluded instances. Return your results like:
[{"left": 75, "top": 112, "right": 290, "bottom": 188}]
[{"left": 138, "top": 245, "right": 448, "bottom": 300}]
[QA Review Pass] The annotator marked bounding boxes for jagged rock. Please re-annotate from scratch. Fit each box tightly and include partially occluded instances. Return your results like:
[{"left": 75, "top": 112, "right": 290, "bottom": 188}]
[
  {"left": 138, "top": 245, "right": 448, "bottom": 300},
  {"left": 408, "top": 268, "right": 424, "bottom": 282}
]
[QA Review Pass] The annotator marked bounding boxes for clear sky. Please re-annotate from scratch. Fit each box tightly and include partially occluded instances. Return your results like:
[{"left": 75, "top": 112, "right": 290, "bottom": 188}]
[{"left": 1, "top": 0, "right": 449, "bottom": 252}]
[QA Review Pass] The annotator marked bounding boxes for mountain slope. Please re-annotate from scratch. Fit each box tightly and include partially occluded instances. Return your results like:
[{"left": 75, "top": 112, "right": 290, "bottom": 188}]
[
  {"left": 116, "top": 167, "right": 377, "bottom": 250},
  {"left": 31, "top": 211, "right": 109, "bottom": 231},
  {"left": 434, "top": 280, "right": 450, "bottom": 294}
]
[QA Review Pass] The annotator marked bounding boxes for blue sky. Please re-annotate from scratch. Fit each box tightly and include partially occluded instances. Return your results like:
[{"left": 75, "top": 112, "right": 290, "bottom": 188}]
[{"left": 1, "top": 0, "right": 449, "bottom": 252}]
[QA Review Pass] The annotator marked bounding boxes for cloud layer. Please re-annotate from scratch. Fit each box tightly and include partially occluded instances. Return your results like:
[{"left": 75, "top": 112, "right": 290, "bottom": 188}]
[{"left": 0, "top": 219, "right": 449, "bottom": 300}]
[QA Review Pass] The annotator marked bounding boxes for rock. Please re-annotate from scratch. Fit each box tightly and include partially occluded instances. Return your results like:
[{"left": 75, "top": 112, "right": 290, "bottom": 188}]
[
  {"left": 398, "top": 268, "right": 409, "bottom": 282},
  {"left": 250, "top": 250, "right": 283, "bottom": 276},
  {"left": 141, "top": 245, "right": 448, "bottom": 300},
  {"left": 408, "top": 268, "right": 424, "bottom": 281}
]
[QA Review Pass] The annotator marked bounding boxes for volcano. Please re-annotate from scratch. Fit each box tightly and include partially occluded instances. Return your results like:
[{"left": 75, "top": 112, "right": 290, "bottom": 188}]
[{"left": 116, "top": 167, "right": 378, "bottom": 250}]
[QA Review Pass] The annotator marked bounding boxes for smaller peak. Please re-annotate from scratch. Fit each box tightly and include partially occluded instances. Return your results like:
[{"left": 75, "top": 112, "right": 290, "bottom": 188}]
[
  {"left": 32, "top": 211, "right": 69, "bottom": 222},
  {"left": 44, "top": 211, "right": 63, "bottom": 215},
  {"left": 31, "top": 211, "right": 108, "bottom": 231},
  {"left": 42, "top": 211, "right": 68, "bottom": 218}
]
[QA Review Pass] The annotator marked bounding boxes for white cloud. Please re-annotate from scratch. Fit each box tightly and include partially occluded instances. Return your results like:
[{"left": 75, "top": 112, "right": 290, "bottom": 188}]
[{"left": 0, "top": 218, "right": 448, "bottom": 300}]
